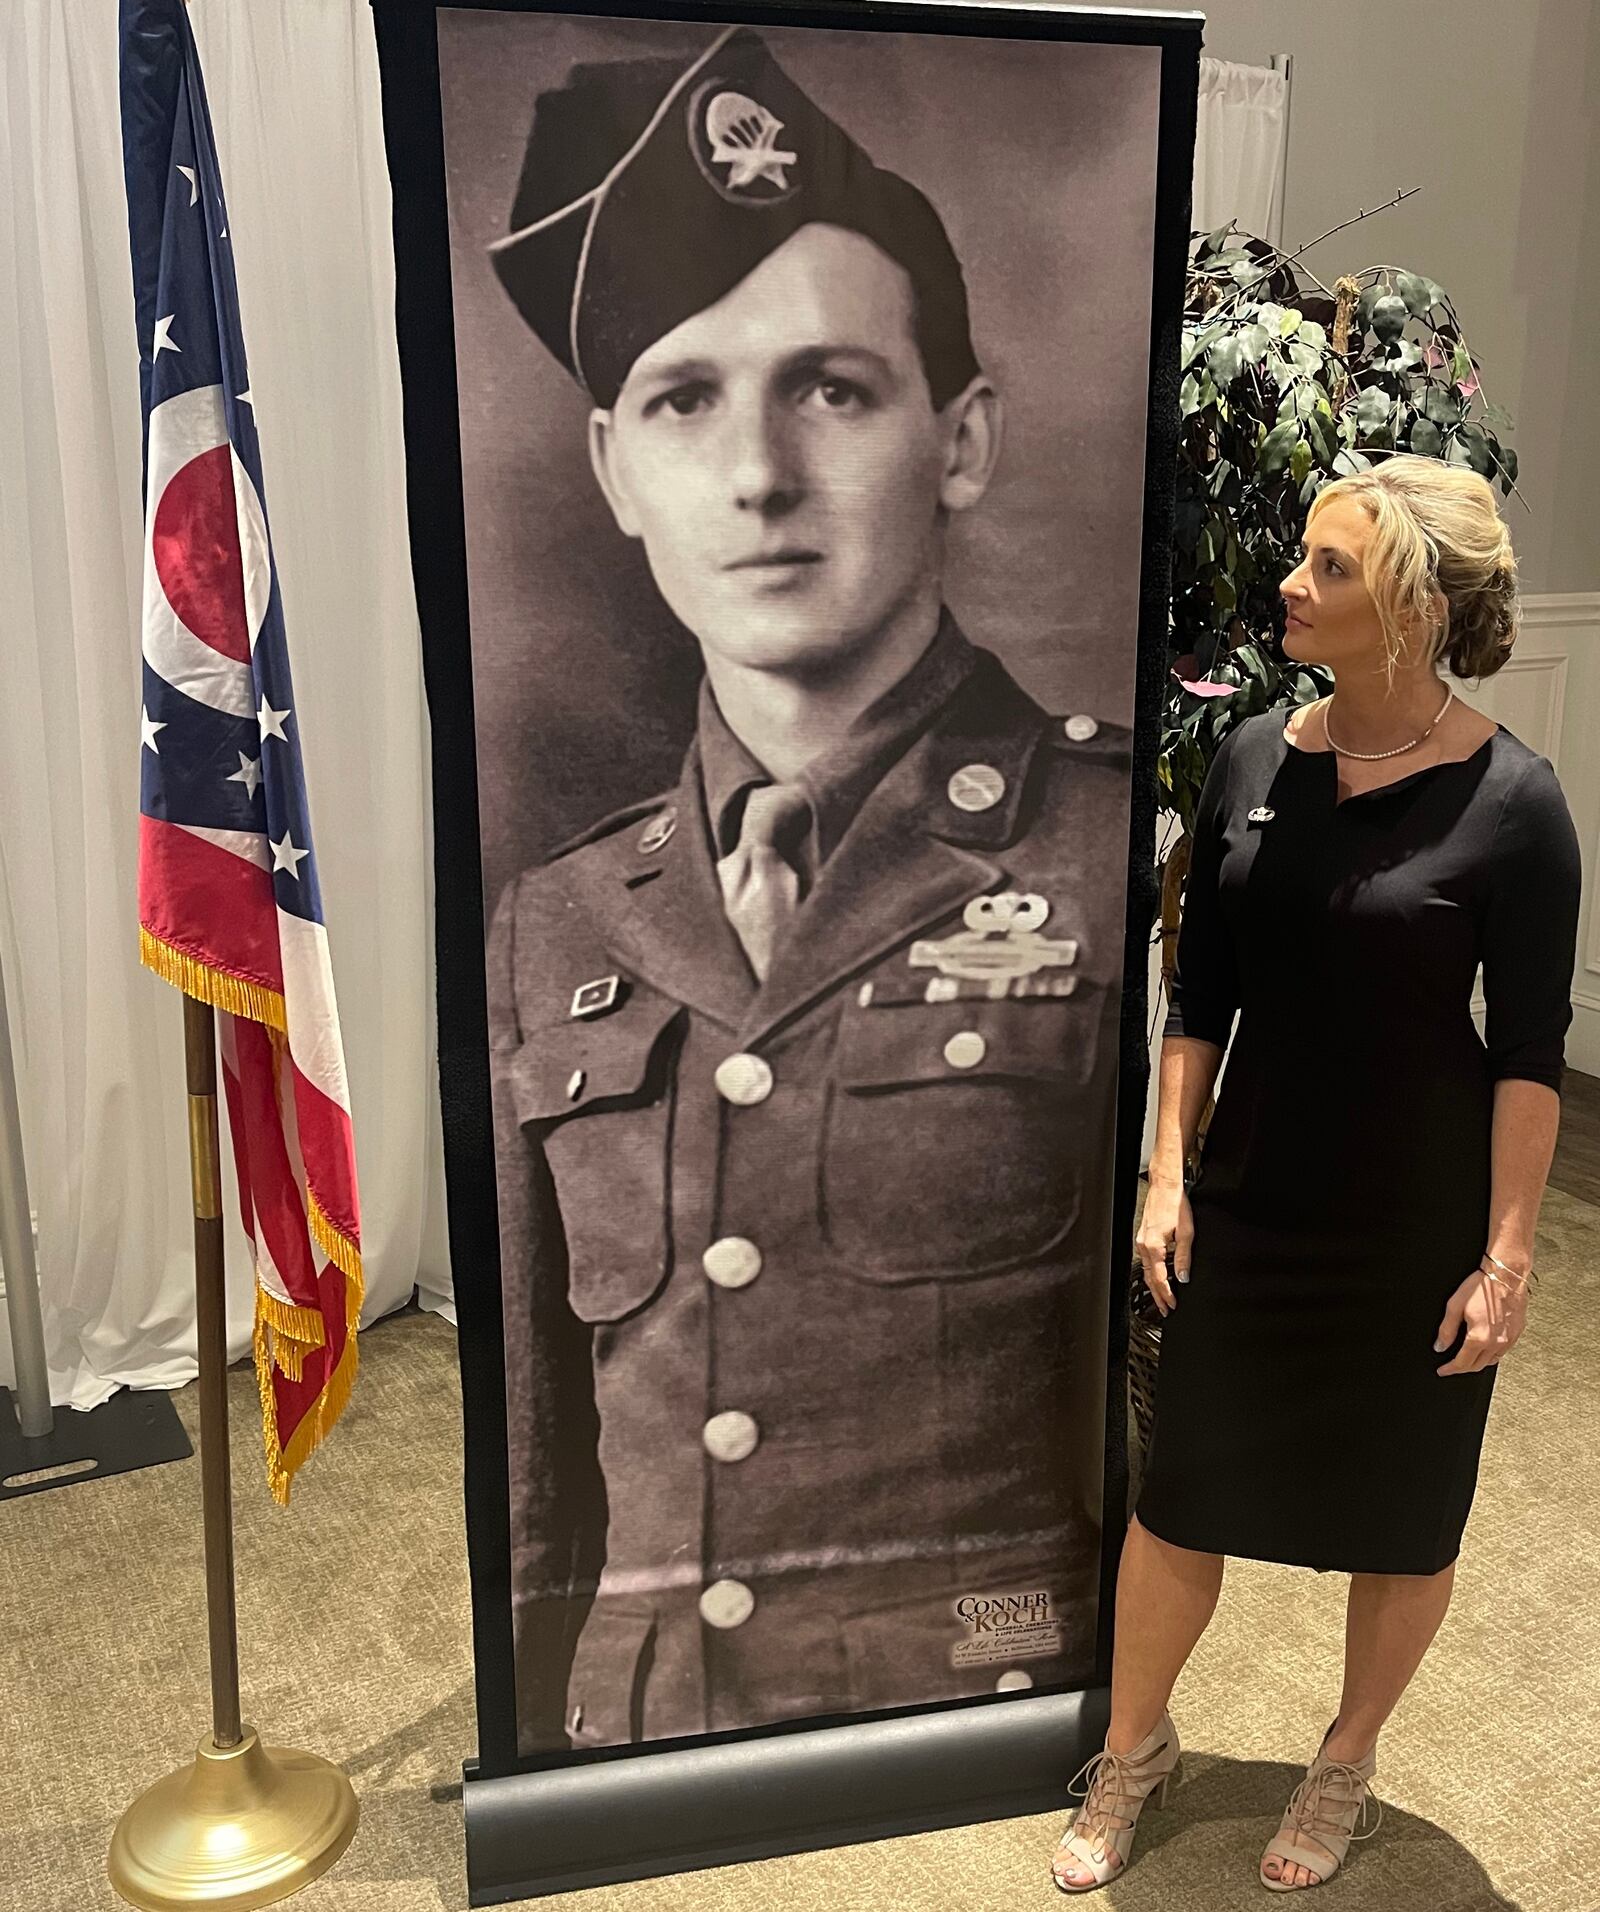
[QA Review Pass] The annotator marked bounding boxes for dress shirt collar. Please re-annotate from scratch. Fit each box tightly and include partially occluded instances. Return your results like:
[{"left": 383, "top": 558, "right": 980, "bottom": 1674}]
[{"left": 699, "top": 608, "right": 979, "bottom": 877}]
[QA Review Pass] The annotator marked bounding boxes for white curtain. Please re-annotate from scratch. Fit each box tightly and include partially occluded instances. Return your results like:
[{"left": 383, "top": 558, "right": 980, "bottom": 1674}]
[
  {"left": 1192, "top": 55, "right": 1290, "bottom": 245},
  {"left": 0, "top": 0, "right": 451, "bottom": 1409}
]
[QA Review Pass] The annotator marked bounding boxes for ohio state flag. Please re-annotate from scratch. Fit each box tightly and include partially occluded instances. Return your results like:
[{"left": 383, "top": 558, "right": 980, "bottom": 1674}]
[{"left": 121, "top": 0, "right": 363, "bottom": 1503}]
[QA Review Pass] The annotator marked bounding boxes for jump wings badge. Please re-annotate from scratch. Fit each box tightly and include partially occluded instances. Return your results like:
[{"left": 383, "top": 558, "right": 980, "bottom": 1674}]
[
  {"left": 696, "top": 90, "right": 798, "bottom": 196},
  {"left": 910, "top": 892, "right": 1080, "bottom": 1001}
]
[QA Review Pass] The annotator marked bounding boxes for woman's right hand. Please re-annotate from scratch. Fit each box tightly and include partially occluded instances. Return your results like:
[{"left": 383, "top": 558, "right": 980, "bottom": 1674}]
[{"left": 1135, "top": 1175, "right": 1193, "bottom": 1317}]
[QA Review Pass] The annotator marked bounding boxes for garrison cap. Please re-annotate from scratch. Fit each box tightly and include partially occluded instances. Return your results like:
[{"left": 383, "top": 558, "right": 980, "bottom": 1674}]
[{"left": 489, "top": 25, "right": 980, "bottom": 409}]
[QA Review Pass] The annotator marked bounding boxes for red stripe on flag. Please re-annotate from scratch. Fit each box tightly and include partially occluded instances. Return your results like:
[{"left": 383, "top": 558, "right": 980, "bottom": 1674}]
[
  {"left": 229, "top": 1017, "right": 321, "bottom": 1309},
  {"left": 269, "top": 1305, "right": 350, "bottom": 1460},
  {"left": 139, "top": 814, "right": 282, "bottom": 993},
  {"left": 290, "top": 1066, "right": 360, "bottom": 1248}
]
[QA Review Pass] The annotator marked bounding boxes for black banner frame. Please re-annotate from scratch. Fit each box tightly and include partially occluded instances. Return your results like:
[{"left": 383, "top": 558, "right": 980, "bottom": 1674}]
[{"left": 368, "top": 0, "right": 1201, "bottom": 1898}]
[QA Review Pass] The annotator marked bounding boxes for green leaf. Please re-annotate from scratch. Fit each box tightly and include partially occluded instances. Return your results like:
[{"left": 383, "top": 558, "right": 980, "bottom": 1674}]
[
  {"left": 1237, "top": 322, "right": 1272, "bottom": 367},
  {"left": 1180, "top": 371, "right": 1202, "bottom": 417},
  {"left": 1256, "top": 301, "right": 1285, "bottom": 335},
  {"left": 1258, "top": 418, "right": 1299, "bottom": 473},
  {"left": 1397, "top": 271, "right": 1433, "bottom": 316},
  {"left": 1289, "top": 340, "right": 1324, "bottom": 374},
  {"left": 1457, "top": 421, "right": 1496, "bottom": 477},
  {"left": 1290, "top": 438, "right": 1313, "bottom": 485},
  {"left": 1421, "top": 386, "right": 1462, "bottom": 426},
  {"left": 1423, "top": 279, "right": 1448, "bottom": 310},
  {"left": 1409, "top": 415, "right": 1443, "bottom": 457},
  {"left": 1371, "top": 294, "right": 1408, "bottom": 343},
  {"left": 1208, "top": 335, "right": 1247, "bottom": 384},
  {"left": 1446, "top": 434, "right": 1475, "bottom": 467},
  {"left": 1332, "top": 448, "right": 1373, "bottom": 476},
  {"left": 1451, "top": 341, "right": 1473, "bottom": 383},
  {"left": 1279, "top": 307, "right": 1302, "bottom": 338},
  {"left": 1387, "top": 340, "right": 1424, "bottom": 371},
  {"left": 1213, "top": 573, "right": 1238, "bottom": 612},
  {"left": 1202, "top": 222, "right": 1234, "bottom": 259},
  {"left": 1307, "top": 409, "right": 1339, "bottom": 461},
  {"left": 1357, "top": 283, "right": 1381, "bottom": 327},
  {"left": 1182, "top": 322, "right": 1224, "bottom": 371},
  {"left": 1502, "top": 446, "right": 1520, "bottom": 482},
  {"left": 1480, "top": 401, "right": 1516, "bottom": 434},
  {"left": 1357, "top": 386, "right": 1392, "bottom": 432},
  {"left": 1297, "top": 320, "right": 1328, "bottom": 352},
  {"left": 1196, "top": 524, "right": 1215, "bottom": 566}
]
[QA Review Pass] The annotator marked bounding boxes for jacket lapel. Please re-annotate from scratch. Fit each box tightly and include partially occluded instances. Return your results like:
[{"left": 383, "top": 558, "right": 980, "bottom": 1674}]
[{"left": 575, "top": 740, "right": 757, "bottom": 1031}]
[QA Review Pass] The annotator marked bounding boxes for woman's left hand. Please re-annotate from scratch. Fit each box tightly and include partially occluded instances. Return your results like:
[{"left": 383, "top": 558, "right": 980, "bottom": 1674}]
[{"left": 1434, "top": 1263, "right": 1529, "bottom": 1375}]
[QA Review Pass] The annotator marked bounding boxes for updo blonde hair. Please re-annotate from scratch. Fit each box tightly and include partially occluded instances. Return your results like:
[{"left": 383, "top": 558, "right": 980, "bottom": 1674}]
[{"left": 1305, "top": 454, "right": 1518, "bottom": 687}]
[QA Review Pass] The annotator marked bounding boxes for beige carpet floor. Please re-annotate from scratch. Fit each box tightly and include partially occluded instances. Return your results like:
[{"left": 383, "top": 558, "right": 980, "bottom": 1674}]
[{"left": 5, "top": 1184, "right": 1599, "bottom": 1912}]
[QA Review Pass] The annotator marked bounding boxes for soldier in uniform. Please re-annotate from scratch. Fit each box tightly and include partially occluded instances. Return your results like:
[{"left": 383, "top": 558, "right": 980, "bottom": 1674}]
[{"left": 483, "top": 24, "right": 1133, "bottom": 1754}]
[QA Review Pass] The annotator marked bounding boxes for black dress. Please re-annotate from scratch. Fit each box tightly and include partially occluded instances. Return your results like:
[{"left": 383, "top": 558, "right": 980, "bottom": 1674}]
[{"left": 1134, "top": 709, "right": 1582, "bottom": 1574}]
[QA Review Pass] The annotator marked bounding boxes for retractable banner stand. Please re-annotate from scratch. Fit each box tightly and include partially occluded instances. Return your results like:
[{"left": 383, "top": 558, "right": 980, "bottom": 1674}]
[{"left": 369, "top": 2, "right": 1199, "bottom": 1899}]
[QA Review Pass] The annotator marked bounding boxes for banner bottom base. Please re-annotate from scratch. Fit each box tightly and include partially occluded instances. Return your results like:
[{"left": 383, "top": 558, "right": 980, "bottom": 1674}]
[{"left": 463, "top": 1683, "right": 1110, "bottom": 1904}]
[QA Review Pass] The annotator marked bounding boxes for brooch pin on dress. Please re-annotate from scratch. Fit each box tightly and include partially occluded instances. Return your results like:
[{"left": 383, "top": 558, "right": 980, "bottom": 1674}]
[{"left": 1247, "top": 805, "right": 1276, "bottom": 824}]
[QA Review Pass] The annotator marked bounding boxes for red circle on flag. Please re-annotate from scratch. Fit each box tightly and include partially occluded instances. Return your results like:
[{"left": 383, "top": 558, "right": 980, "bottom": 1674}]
[{"left": 152, "top": 444, "right": 252, "bottom": 663}]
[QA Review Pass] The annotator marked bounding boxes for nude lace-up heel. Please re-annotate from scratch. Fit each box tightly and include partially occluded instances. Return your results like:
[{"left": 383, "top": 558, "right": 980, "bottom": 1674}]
[
  {"left": 1259, "top": 1719, "right": 1384, "bottom": 1891},
  {"left": 1050, "top": 1709, "right": 1182, "bottom": 1893}
]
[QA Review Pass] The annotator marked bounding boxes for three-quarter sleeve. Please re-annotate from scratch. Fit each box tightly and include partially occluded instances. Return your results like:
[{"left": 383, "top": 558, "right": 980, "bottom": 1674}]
[
  {"left": 1162, "top": 725, "right": 1242, "bottom": 1048},
  {"left": 1481, "top": 755, "right": 1582, "bottom": 1092}
]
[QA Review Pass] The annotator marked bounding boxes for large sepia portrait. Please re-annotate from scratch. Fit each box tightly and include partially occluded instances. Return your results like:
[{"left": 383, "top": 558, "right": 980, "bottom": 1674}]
[{"left": 414, "top": 0, "right": 1182, "bottom": 1772}]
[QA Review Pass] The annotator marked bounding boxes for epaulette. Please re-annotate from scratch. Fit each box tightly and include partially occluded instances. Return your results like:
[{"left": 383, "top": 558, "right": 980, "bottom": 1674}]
[{"left": 541, "top": 792, "right": 673, "bottom": 866}]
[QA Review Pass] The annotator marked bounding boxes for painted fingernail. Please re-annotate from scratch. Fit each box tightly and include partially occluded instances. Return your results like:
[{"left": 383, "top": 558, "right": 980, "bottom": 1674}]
[{"left": 1176, "top": 1272, "right": 1189, "bottom": 1283}]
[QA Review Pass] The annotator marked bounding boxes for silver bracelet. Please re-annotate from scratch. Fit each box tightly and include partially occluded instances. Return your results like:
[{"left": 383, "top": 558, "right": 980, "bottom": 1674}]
[{"left": 1480, "top": 1253, "right": 1539, "bottom": 1295}]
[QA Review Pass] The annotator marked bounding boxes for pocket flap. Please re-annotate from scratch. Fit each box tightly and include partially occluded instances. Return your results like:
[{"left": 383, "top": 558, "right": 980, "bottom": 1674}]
[
  {"left": 834, "top": 993, "right": 1099, "bottom": 1093},
  {"left": 510, "top": 986, "right": 682, "bottom": 1125}
]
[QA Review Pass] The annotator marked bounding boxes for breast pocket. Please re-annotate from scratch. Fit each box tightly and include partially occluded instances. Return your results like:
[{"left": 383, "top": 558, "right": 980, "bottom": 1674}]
[
  {"left": 820, "top": 987, "right": 1107, "bottom": 1280},
  {"left": 510, "top": 985, "right": 684, "bottom": 1321}
]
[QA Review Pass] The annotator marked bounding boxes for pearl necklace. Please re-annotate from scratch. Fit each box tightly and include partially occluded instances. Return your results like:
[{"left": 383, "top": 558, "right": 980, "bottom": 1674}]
[{"left": 1321, "top": 684, "right": 1455, "bottom": 760}]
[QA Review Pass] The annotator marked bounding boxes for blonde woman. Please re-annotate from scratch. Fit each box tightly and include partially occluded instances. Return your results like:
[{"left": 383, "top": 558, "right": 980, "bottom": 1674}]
[{"left": 1051, "top": 455, "right": 1582, "bottom": 1893}]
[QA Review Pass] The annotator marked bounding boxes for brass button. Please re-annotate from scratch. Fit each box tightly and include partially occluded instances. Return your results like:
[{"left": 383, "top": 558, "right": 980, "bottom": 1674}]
[
  {"left": 995, "top": 1668, "right": 1034, "bottom": 1692},
  {"left": 947, "top": 764, "right": 1006, "bottom": 813},
  {"left": 702, "top": 1237, "right": 762, "bottom": 1289},
  {"left": 699, "top": 1579, "right": 755, "bottom": 1629},
  {"left": 703, "top": 1410, "right": 760, "bottom": 1462},
  {"left": 1063, "top": 714, "right": 1100, "bottom": 742},
  {"left": 944, "top": 1030, "right": 987, "bottom": 1070},
  {"left": 714, "top": 1053, "right": 773, "bottom": 1105}
]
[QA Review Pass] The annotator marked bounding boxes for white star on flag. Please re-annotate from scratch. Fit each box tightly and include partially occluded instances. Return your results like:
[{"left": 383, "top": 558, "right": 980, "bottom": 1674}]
[
  {"left": 151, "top": 314, "right": 180, "bottom": 358},
  {"left": 270, "top": 832, "right": 310, "bottom": 879},
  {"left": 237, "top": 388, "right": 253, "bottom": 407},
  {"left": 140, "top": 705, "right": 167, "bottom": 753},
  {"left": 257, "top": 699, "right": 290, "bottom": 742},
  {"left": 227, "top": 751, "right": 263, "bottom": 798},
  {"left": 176, "top": 164, "right": 198, "bottom": 206}
]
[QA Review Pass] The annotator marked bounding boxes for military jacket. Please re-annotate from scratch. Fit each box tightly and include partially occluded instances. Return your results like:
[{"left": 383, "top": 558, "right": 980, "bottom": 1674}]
[{"left": 487, "top": 643, "right": 1133, "bottom": 1754}]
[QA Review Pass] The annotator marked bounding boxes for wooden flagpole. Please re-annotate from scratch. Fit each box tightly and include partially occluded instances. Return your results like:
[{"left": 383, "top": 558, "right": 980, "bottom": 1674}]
[{"left": 107, "top": 998, "right": 357, "bottom": 1910}]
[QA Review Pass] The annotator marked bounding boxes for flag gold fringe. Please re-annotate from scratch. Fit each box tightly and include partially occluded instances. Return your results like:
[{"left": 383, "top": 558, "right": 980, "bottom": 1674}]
[
  {"left": 140, "top": 926, "right": 287, "bottom": 1032},
  {"left": 308, "top": 1191, "right": 363, "bottom": 1283},
  {"left": 255, "top": 1253, "right": 364, "bottom": 1508},
  {"left": 256, "top": 1287, "right": 326, "bottom": 1349},
  {"left": 140, "top": 923, "right": 366, "bottom": 1505}
]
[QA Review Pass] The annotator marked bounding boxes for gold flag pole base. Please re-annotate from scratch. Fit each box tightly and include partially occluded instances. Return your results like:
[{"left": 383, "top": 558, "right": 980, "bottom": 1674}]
[{"left": 108, "top": 1725, "right": 358, "bottom": 1912}]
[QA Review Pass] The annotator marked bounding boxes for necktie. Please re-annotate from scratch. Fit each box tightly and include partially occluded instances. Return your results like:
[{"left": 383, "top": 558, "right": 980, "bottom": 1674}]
[{"left": 716, "top": 782, "right": 812, "bottom": 983}]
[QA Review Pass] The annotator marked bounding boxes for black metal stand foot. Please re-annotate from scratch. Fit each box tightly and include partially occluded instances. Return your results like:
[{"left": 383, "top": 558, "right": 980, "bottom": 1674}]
[{"left": 0, "top": 1384, "right": 192, "bottom": 1500}]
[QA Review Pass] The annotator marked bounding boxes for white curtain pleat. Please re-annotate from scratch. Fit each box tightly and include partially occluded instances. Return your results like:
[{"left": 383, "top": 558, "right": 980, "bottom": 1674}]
[
  {"left": 0, "top": 0, "right": 451, "bottom": 1409},
  {"left": 1192, "top": 56, "right": 1290, "bottom": 245}
]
